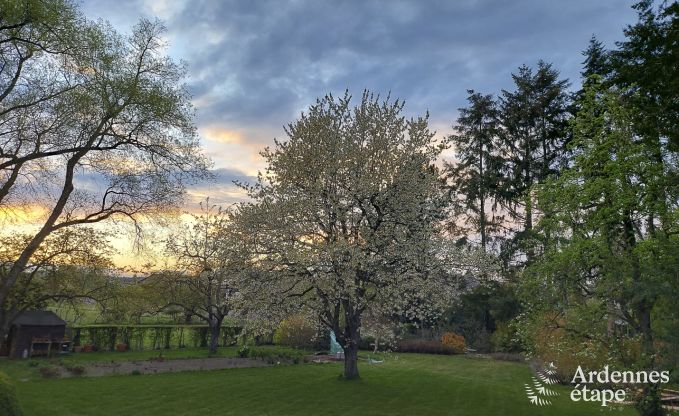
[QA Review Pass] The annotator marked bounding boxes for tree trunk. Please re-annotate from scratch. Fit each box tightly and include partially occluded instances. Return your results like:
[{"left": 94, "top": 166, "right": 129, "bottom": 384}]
[
  {"left": 0, "top": 309, "right": 10, "bottom": 354},
  {"left": 208, "top": 318, "right": 222, "bottom": 354},
  {"left": 340, "top": 311, "right": 361, "bottom": 380},
  {"left": 343, "top": 341, "right": 360, "bottom": 380}
]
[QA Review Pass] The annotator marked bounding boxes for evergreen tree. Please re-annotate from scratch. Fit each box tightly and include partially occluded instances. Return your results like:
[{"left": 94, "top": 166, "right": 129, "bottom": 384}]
[
  {"left": 497, "top": 61, "right": 571, "bottom": 264},
  {"left": 581, "top": 35, "right": 610, "bottom": 81},
  {"left": 610, "top": 0, "right": 679, "bottom": 152},
  {"left": 521, "top": 79, "right": 679, "bottom": 415},
  {"left": 445, "top": 90, "right": 503, "bottom": 251}
]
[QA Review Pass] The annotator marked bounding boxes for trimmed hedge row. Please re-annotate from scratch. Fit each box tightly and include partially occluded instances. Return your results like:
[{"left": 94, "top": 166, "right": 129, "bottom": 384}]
[{"left": 72, "top": 325, "right": 243, "bottom": 351}]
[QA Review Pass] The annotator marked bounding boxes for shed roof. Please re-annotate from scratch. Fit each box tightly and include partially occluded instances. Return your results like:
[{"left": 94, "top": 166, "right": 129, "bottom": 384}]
[{"left": 12, "top": 311, "right": 66, "bottom": 326}]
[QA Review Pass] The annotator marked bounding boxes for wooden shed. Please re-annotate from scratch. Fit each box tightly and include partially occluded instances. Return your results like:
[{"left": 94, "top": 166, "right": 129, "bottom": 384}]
[{"left": 6, "top": 311, "right": 69, "bottom": 359}]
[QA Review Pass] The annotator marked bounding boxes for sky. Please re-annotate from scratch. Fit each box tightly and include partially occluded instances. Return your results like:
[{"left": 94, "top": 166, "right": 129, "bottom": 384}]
[
  {"left": 81, "top": 0, "right": 639, "bottom": 208},
  {"left": 4, "top": 0, "right": 637, "bottom": 268}
]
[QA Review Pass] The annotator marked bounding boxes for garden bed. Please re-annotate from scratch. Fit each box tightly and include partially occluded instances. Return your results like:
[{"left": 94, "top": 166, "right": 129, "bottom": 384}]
[{"left": 53, "top": 357, "right": 270, "bottom": 378}]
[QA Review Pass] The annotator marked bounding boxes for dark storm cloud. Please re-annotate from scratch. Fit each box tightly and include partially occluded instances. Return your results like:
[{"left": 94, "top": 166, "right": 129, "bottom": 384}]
[
  {"left": 83, "top": 0, "right": 638, "bottom": 202},
  {"left": 85, "top": 0, "right": 639, "bottom": 125},
  {"left": 156, "top": 0, "right": 637, "bottom": 126}
]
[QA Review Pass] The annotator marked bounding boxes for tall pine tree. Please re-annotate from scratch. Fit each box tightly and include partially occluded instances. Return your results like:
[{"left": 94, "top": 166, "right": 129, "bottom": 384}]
[
  {"left": 498, "top": 61, "right": 571, "bottom": 265},
  {"left": 445, "top": 90, "right": 503, "bottom": 251}
]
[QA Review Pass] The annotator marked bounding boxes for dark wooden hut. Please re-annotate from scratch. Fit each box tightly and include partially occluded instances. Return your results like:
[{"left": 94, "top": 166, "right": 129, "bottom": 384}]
[{"left": 6, "top": 311, "right": 68, "bottom": 358}]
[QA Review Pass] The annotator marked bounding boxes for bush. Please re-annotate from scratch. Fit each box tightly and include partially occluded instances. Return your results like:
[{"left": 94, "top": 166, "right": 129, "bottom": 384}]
[
  {"left": 0, "top": 371, "right": 22, "bottom": 416},
  {"left": 65, "top": 364, "right": 85, "bottom": 376},
  {"left": 358, "top": 336, "right": 376, "bottom": 351},
  {"left": 490, "top": 322, "right": 522, "bottom": 353},
  {"left": 273, "top": 315, "right": 316, "bottom": 349},
  {"left": 237, "top": 344, "right": 250, "bottom": 358},
  {"left": 440, "top": 332, "right": 466, "bottom": 354},
  {"left": 397, "top": 339, "right": 453, "bottom": 355}
]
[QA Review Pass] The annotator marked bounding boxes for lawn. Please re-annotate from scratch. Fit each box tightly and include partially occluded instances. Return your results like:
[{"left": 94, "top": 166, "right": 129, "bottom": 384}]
[{"left": 3, "top": 350, "right": 640, "bottom": 416}]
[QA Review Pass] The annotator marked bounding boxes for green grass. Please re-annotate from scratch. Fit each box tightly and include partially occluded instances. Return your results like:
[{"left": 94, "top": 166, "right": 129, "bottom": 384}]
[{"left": 5, "top": 352, "right": 640, "bottom": 416}]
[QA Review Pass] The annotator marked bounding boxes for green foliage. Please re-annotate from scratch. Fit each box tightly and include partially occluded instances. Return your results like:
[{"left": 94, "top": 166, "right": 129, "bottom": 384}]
[
  {"left": 490, "top": 322, "right": 521, "bottom": 353},
  {"left": 246, "top": 346, "right": 307, "bottom": 364},
  {"left": 0, "top": 0, "right": 209, "bottom": 346},
  {"left": 445, "top": 90, "right": 504, "bottom": 249},
  {"left": 0, "top": 371, "right": 22, "bottom": 416},
  {"left": 73, "top": 324, "right": 242, "bottom": 351},
  {"left": 634, "top": 384, "right": 666, "bottom": 416},
  {"left": 518, "top": 78, "right": 679, "bottom": 380},
  {"left": 273, "top": 315, "right": 316, "bottom": 349},
  {"left": 610, "top": 0, "right": 679, "bottom": 152},
  {"left": 441, "top": 282, "right": 520, "bottom": 353},
  {"left": 497, "top": 60, "right": 571, "bottom": 265},
  {"left": 237, "top": 344, "right": 250, "bottom": 358}
]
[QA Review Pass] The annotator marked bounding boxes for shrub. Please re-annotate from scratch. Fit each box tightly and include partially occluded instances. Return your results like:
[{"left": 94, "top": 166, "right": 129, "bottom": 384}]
[
  {"left": 273, "top": 315, "right": 316, "bottom": 349},
  {"left": 131, "top": 370, "right": 141, "bottom": 376},
  {"left": 358, "top": 336, "right": 376, "bottom": 351},
  {"left": 65, "top": 364, "right": 85, "bottom": 376},
  {"left": 490, "top": 321, "right": 521, "bottom": 353},
  {"left": 237, "top": 344, "right": 250, "bottom": 358},
  {"left": 441, "top": 332, "right": 466, "bottom": 354},
  {"left": 0, "top": 371, "right": 22, "bottom": 416},
  {"left": 38, "top": 365, "right": 60, "bottom": 379},
  {"left": 397, "top": 339, "right": 452, "bottom": 355}
]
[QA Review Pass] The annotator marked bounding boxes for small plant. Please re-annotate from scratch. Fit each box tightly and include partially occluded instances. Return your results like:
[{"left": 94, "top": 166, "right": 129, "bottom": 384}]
[
  {"left": 38, "top": 365, "right": 60, "bottom": 379},
  {"left": 131, "top": 370, "right": 141, "bottom": 376},
  {"left": 237, "top": 344, "right": 250, "bottom": 358},
  {"left": 26, "top": 360, "right": 39, "bottom": 368},
  {"left": 273, "top": 315, "right": 316, "bottom": 349}
]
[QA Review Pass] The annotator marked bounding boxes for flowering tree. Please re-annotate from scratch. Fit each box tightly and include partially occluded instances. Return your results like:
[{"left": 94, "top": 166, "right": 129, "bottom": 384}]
[
  {"left": 238, "top": 91, "right": 454, "bottom": 379},
  {"left": 160, "top": 201, "right": 251, "bottom": 354}
]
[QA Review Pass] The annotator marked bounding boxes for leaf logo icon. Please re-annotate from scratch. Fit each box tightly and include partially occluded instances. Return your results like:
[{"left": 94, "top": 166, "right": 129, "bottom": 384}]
[{"left": 525, "top": 363, "right": 560, "bottom": 406}]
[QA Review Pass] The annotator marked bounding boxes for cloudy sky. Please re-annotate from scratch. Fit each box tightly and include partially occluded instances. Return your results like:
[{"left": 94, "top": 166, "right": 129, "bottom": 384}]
[{"left": 79, "top": 0, "right": 638, "bottom": 208}]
